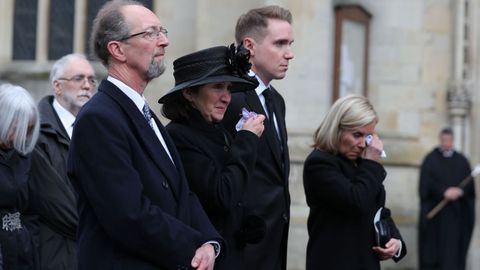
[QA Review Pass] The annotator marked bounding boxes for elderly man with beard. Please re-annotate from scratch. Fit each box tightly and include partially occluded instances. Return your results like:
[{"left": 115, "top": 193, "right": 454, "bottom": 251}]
[
  {"left": 66, "top": 1, "right": 222, "bottom": 270},
  {"left": 29, "top": 53, "right": 96, "bottom": 270}
]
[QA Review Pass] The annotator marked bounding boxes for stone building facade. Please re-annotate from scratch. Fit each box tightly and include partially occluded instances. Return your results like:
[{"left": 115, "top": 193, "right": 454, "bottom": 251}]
[{"left": 1, "top": 0, "right": 480, "bottom": 269}]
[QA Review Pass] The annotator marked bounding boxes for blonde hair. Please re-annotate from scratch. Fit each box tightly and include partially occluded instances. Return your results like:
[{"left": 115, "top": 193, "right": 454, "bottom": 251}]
[
  {"left": 313, "top": 95, "right": 377, "bottom": 154},
  {"left": 0, "top": 83, "right": 40, "bottom": 155}
]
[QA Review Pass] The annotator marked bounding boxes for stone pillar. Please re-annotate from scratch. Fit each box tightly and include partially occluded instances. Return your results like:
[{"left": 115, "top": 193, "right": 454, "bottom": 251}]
[
  {"left": 447, "top": 0, "right": 472, "bottom": 154},
  {"left": 447, "top": 81, "right": 471, "bottom": 153}
]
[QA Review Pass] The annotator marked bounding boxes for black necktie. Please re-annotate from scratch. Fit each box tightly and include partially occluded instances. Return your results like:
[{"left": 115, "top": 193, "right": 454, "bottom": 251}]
[{"left": 262, "top": 88, "right": 283, "bottom": 152}]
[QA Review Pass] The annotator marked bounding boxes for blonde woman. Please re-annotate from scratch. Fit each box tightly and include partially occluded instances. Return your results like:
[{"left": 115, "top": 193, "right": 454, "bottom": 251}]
[{"left": 303, "top": 95, "right": 406, "bottom": 269}]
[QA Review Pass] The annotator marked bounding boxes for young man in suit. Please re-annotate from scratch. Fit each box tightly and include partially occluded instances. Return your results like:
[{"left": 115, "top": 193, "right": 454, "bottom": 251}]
[
  {"left": 223, "top": 5, "right": 294, "bottom": 270},
  {"left": 30, "top": 53, "right": 96, "bottom": 270},
  {"left": 67, "top": 1, "right": 222, "bottom": 269}
]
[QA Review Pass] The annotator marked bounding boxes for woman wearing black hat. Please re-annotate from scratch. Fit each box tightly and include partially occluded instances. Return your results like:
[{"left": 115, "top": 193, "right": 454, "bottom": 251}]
[{"left": 160, "top": 45, "right": 265, "bottom": 269}]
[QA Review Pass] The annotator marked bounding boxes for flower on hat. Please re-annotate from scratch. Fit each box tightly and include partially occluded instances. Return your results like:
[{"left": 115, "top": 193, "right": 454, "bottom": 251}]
[{"left": 227, "top": 43, "right": 257, "bottom": 85}]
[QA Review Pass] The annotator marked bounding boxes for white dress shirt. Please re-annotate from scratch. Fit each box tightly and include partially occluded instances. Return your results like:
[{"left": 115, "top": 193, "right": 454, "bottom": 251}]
[
  {"left": 107, "top": 76, "right": 174, "bottom": 163},
  {"left": 251, "top": 71, "right": 281, "bottom": 136},
  {"left": 52, "top": 98, "right": 76, "bottom": 139}
]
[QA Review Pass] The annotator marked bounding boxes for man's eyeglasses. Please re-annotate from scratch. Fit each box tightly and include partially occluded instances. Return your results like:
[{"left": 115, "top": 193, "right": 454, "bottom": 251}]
[
  {"left": 120, "top": 27, "right": 168, "bottom": 41},
  {"left": 58, "top": 75, "right": 97, "bottom": 86}
]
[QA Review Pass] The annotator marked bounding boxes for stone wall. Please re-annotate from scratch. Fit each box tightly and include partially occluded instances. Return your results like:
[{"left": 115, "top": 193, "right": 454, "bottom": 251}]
[{"left": 1, "top": 0, "right": 479, "bottom": 269}]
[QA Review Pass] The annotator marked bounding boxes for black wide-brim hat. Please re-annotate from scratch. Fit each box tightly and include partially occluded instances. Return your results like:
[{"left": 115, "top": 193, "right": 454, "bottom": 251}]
[{"left": 158, "top": 45, "right": 258, "bottom": 104}]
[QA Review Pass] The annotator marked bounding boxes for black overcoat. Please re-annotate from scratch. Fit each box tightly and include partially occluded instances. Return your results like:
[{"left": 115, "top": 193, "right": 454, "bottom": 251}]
[
  {"left": 418, "top": 148, "right": 475, "bottom": 270},
  {"left": 223, "top": 86, "right": 290, "bottom": 270},
  {"left": 29, "top": 95, "right": 78, "bottom": 270},
  {"left": 166, "top": 110, "right": 259, "bottom": 269},
  {"left": 0, "top": 148, "right": 38, "bottom": 270},
  {"left": 303, "top": 149, "right": 406, "bottom": 270},
  {"left": 67, "top": 80, "right": 222, "bottom": 270}
]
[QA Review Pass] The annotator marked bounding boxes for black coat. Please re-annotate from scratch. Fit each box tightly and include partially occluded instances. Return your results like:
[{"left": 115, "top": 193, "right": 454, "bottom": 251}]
[
  {"left": 223, "top": 86, "right": 290, "bottom": 270},
  {"left": 303, "top": 149, "right": 406, "bottom": 270},
  {"left": 29, "top": 96, "right": 78, "bottom": 270},
  {"left": 67, "top": 80, "right": 222, "bottom": 270},
  {"left": 166, "top": 111, "right": 259, "bottom": 270},
  {"left": 418, "top": 148, "right": 475, "bottom": 270},
  {"left": 0, "top": 148, "right": 38, "bottom": 270}
]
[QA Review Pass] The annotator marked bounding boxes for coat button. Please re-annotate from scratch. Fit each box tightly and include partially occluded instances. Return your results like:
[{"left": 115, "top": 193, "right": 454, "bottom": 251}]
[
  {"left": 162, "top": 181, "right": 169, "bottom": 189},
  {"left": 223, "top": 145, "right": 229, "bottom": 152},
  {"left": 282, "top": 213, "right": 288, "bottom": 222}
]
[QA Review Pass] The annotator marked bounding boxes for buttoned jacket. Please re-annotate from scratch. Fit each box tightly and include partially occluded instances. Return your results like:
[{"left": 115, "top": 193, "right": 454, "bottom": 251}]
[{"left": 68, "top": 80, "right": 221, "bottom": 270}]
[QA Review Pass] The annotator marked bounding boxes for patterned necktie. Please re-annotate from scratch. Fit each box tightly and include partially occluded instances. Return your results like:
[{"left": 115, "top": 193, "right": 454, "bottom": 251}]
[
  {"left": 143, "top": 102, "right": 176, "bottom": 165},
  {"left": 143, "top": 102, "right": 154, "bottom": 128}
]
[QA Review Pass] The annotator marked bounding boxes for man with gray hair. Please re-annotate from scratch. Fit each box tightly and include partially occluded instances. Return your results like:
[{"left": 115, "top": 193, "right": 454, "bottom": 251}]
[
  {"left": 29, "top": 53, "right": 96, "bottom": 270},
  {"left": 67, "top": 1, "right": 222, "bottom": 269}
]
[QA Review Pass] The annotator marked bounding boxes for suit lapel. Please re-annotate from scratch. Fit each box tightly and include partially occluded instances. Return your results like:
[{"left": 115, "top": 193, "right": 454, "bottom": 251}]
[
  {"left": 151, "top": 113, "right": 189, "bottom": 197},
  {"left": 99, "top": 81, "right": 180, "bottom": 201},
  {"left": 244, "top": 90, "right": 283, "bottom": 168},
  {"left": 269, "top": 86, "right": 289, "bottom": 172},
  {"left": 38, "top": 96, "right": 71, "bottom": 146}
]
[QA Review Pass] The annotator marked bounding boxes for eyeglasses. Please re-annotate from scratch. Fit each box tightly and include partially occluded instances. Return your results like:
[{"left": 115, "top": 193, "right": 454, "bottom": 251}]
[
  {"left": 58, "top": 75, "right": 97, "bottom": 86},
  {"left": 120, "top": 26, "right": 168, "bottom": 41}
]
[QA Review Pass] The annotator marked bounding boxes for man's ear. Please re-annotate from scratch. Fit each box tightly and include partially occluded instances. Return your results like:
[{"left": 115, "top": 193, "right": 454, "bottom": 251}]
[
  {"left": 107, "top": 41, "right": 127, "bottom": 62},
  {"left": 53, "top": 80, "right": 62, "bottom": 96},
  {"left": 242, "top": 37, "right": 255, "bottom": 57}
]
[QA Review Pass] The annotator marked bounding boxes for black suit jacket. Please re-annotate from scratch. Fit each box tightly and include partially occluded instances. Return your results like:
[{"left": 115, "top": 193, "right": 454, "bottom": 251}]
[
  {"left": 303, "top": 150, "right": 407, "bottom": 270},
  {"left": 222, "top": 86, "right": 290, "bottom": 270},
  {"left": 67, "top": 80, "right": 221, "bottom": 270}
]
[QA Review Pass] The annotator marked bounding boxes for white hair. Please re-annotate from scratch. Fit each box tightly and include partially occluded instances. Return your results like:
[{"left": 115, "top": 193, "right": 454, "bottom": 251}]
[
  {"left": 0, "top": 83, "right": 40, "bottom": 155},
  {"left": 49, "top": 53, "right": 88, "bottom": 85}
]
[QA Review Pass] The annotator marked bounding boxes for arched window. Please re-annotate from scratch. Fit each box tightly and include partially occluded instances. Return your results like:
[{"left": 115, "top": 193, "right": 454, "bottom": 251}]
[
  {"left": 333, "top": 5, "right": 371, "bottom": 101},
  {"left": 13, "top": 0, "right": 38, "bottom": 60},
  {"left": 48, "top": 0, "right": 75, "bottom": 60},
  {"left": 11, "top": 0, "right": 153, "bottom": 61}
]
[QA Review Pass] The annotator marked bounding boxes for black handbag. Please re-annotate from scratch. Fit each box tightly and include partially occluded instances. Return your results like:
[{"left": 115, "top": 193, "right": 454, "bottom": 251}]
[
  {"left": 374, "top": 219, "right": 391, "bottom": 248},
  {"left": 374, "top": 208, "right": 392, "bottom": 248}
]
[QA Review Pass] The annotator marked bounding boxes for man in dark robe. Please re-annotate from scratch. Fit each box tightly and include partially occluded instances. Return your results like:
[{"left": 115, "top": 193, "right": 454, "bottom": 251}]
[{"left": 419, "top": 127, "right": 476, "bottom": 270}]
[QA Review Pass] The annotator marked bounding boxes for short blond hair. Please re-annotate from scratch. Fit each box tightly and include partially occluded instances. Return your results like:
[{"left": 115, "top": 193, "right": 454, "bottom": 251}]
[{"left": 313, "top": 95, "right": 377, "bottom": 154}]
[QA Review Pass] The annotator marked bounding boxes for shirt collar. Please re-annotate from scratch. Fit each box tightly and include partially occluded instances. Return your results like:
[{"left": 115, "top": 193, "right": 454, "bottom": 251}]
[
  {"left": 439, "top": 148, "right": 455, "bottom": 158},
  {"left": 107, "top": 76, "right": 146, "bottom": 112},
  {"left": 52, "top": 98, "right": 76, "bottom": 130},
  {"left": 249, "top": 70, "right": 269, "bottom": 96}
]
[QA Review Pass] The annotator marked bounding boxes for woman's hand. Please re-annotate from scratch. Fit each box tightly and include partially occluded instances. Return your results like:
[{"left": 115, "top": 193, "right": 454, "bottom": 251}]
[
  {"left": 241, "top": 114, "right": 265, "bottom": 137},
  {"left": 372, "top": 238, "right": 401, "bottom": 260},
  {"left": 362, "top": 133, "right": 384, "bottom": 161}
]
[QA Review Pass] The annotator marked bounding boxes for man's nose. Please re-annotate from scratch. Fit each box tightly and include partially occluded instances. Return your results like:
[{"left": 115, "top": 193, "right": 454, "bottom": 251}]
[
  {"left": 156, "top": 34, "right": 169, "bottom": 47},
  {"left": 285, "top": 46, "right": 294, "bottom": 60},
  {"left": 81, "top": 80, "right": 94, "bottom": 90}
]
